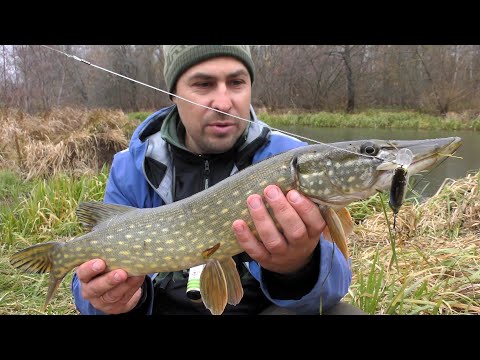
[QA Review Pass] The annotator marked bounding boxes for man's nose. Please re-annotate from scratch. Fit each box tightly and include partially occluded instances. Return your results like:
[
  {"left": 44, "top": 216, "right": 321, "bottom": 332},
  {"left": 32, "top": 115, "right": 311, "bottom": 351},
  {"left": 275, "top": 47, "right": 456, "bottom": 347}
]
[{"left": 211, "top": 84, "right": 232, "bottom": 112}]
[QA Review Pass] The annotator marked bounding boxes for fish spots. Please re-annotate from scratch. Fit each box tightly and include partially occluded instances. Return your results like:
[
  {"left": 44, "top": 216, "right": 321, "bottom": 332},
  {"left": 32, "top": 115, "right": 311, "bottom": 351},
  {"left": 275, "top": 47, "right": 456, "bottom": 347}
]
[
  {"left": 145, "top": 224, "right": 152, "bottom": 228},
  {"left": 106, "top": 235, "right": 113, "bottom": 239},
  {"left": 328, "top": 170, "right": 334, "bottom": 176},
  {"left": 133, "top": 245, "right": 142, "bottom": 249},
  {"left": 235, "top": 200, "right": 242, "bottom": 206},
  {"left": 259, "top": 180, "right": 268, "bottom": 186},
  {"left": 221, "top": 209, "right": 229, "bottom": 214},
  {"left": 156, "top": 247, "right": 164, "bottom": 252},
  {"left": 216, "top": 199, "right": 223, "bottom": 205},
  {"left": 118, "top": 241, "right": 125, "bottom": 245},
  {"left": 144, "top": 239, "right": 152, "bottom": 243},
  {"left": 232, "top": 190, "right": 240, "bottom": 197},
  {"left": 198, "top": 220, "right": 205, "bottom": 225},
  {"left": 145, "top": 252, "right": 154, "bottom": 257},
  {"left": 191, "top": 238, "right": 198, "bottom": 243},
  {"left": 186, "top": 232, "right": 192, "bottom": 237},
  {"left": 164, "top": 256, "right": 172, "bottom": 261},
  {"left": 125, "top": 234, "right": 132, "bottom": 239},
  {"left": 334, "top": 162, "right": 341, "bottom": 169},
  {"left": 119, "top": 251, "right": 130, "bottom": 256},
  {"left": 162, "top": 228, "right": 169, "bottom": 233},
  {"left": 241, "top": 209, "right": 249, "bottom": 216},
  {"left": 166, "top": 240, "right": 174, "bottom": 244},
  {"left": 151, "top": 231, "right": 157, "bottom": 235},
  {"left": 348, "top": 176, "right": 356, "bottom": 183},
  {"left": 206, "top": 229, "right": 213, "bottom": 235},
  {"left": 178, "top": 246, "right": 186, "bottom": 251},
  {"left": 105, "top": 248, "right": 113, "bottom": 252},
  {"left": 75, "top": 246, "right": 82, "bottom": 252},
  {"left": 90, "top": 240, "right": 98, "bottom": 245}
]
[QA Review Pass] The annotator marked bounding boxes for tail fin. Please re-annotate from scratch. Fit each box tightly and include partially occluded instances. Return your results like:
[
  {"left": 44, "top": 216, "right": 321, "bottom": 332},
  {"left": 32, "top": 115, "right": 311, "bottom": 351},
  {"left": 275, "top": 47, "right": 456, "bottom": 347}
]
[{"left": 10, "top": 242, "right": 68, "bottom": 310}]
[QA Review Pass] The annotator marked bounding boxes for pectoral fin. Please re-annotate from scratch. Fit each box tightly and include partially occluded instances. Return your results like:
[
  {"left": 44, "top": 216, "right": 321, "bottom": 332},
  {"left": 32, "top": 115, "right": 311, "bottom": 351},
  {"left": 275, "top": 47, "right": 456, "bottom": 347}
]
[
  {"left": 321, "top": 207, "right": 350, "bottom": 261},
  {"left": 200, "top": 259, "right": 228, "bottom": 315}
]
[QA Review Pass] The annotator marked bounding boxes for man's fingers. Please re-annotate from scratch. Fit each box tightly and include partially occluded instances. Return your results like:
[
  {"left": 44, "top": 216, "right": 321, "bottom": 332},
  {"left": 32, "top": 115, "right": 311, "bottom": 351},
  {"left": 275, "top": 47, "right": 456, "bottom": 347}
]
[
  {"left": 101, "top": 276, "right": 145, "bottom": 305},
  {"left": 246, "top": 193, "right": 288, "bottom": 254},
  {"left": 263, "top": 185, "right": 306, "bottom": 245},
  {"left": 232, "top": 220, "right": 270, "bottom": 263},
  {"left": 80, "top": 268, "right": 128, "bottom": 299},
  {"left": 76, "top": 259, "right": 106, "bottom": 283},
  {"left": 286, "top": 190, "right": 326, "bottom": 238}
]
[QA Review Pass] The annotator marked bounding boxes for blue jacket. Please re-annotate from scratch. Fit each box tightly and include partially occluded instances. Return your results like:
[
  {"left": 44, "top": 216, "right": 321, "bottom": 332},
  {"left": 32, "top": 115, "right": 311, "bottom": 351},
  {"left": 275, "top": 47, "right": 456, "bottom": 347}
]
[{"left": 71, "top": 105, "right": 351, "bottom": 315}]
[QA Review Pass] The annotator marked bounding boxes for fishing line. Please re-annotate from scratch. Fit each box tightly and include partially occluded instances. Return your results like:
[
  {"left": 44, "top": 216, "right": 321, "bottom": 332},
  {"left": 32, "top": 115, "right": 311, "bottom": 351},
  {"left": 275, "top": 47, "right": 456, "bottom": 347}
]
[{"left": 40, "top": 45, "right": 391, "bottom": 164}]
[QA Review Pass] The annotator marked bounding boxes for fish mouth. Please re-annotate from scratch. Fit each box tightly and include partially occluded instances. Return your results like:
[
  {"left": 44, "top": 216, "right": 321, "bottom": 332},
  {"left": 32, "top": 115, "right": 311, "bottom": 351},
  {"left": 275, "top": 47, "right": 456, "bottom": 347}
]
[{"left": 377, "top": 137, "right": 462, "bottom": 174}]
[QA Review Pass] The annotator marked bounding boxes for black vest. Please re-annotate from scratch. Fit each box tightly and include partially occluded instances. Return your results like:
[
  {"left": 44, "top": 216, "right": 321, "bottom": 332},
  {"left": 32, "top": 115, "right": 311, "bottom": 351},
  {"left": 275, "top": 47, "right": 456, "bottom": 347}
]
[{"left": 151, "top": 137, "right": 273, "bottom": 315}]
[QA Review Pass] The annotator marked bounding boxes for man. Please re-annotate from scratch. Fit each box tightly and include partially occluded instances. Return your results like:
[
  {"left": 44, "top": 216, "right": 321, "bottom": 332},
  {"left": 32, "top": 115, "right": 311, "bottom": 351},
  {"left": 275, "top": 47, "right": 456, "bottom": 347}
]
[{"left": 71, "top": 45, "right": 360, "bottom": 315}]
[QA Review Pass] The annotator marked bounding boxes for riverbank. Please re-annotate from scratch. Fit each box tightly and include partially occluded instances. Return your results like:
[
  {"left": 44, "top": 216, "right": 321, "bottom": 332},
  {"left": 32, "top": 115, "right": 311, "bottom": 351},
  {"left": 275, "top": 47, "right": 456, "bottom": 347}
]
[{"left": 258, "top": 109, "right": 480, "bottom": 131}]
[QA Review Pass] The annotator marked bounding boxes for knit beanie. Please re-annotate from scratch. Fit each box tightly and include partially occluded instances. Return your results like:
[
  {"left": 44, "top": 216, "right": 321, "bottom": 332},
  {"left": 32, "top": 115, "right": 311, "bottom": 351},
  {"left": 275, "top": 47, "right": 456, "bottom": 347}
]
[{"left": 163, "top": 45, "right": 255, "bottom": 93}]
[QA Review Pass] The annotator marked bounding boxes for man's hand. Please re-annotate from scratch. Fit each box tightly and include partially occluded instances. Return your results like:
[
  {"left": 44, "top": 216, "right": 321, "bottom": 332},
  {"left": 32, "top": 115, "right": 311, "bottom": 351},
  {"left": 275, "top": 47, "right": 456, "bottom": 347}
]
[
  {"left": 232, "top": 185, "right": 326, "bottom": 274},
  {"left": 76, "top": 259, "right": 145, "bottom": 314}
]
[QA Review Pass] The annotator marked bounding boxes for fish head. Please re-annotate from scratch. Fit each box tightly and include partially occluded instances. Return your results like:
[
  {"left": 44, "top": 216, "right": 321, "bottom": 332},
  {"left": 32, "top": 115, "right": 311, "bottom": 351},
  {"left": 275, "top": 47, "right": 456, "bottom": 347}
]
[{"left": 293, "top": 137, "right": 462, "bottom": 207}]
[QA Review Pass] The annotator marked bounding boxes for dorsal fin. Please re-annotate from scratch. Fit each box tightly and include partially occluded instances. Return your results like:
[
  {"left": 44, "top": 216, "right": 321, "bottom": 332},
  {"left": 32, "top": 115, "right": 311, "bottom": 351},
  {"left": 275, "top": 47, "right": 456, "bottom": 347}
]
[{"left": 76, "top": 201, "right": 137, "bottom": 231}]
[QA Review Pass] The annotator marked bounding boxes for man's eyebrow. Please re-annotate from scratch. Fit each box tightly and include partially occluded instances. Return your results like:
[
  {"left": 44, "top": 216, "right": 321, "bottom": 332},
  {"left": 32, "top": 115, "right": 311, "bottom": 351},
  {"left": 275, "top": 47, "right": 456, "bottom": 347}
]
[{"left": 187, "top": 69, "right": 249, "bottom": 81}]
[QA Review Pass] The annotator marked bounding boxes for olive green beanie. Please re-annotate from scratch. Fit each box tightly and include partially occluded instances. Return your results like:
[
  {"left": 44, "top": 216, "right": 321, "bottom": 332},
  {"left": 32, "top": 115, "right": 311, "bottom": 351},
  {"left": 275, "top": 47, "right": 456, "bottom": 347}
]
[{"left": 163, "top": 45, "right": 255, "bottom": 93}]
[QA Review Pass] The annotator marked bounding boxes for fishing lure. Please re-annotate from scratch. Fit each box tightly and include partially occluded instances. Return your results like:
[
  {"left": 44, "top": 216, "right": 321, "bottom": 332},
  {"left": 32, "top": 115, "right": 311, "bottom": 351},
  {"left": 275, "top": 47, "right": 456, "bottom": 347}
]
[{"left": 389, "top": 149, "right": 413, "bottom": 228}]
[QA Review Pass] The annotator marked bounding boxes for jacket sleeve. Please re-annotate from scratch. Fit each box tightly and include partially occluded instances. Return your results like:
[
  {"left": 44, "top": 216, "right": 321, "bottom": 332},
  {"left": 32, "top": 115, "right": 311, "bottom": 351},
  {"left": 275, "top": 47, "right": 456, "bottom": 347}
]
[{"left": 248, "top": 235, "right": 352, "bottom": 314}]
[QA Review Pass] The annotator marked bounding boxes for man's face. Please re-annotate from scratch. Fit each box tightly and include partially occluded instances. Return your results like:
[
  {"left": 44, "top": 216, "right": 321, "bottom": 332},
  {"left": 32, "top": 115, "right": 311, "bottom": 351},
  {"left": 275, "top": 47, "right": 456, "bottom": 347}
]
[{"left": 173, "top": 57, "right": 251, "bottom": 155}]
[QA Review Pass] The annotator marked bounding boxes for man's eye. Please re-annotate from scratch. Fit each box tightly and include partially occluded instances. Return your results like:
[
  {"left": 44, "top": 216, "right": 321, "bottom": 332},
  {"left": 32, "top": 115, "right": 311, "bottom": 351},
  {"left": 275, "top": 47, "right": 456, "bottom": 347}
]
[
  {"left": 231, "top": 80, "right": 244, "bottom": 86},
  {"left": 195, "top": 82, "right": 210, "bottom": 88}
]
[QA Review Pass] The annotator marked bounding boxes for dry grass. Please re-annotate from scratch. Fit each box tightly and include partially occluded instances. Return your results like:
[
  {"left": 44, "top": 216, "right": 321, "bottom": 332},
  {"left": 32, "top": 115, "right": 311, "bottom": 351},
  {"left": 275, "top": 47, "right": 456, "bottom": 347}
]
[
  {"left": 347, "top": 171, "right": 480, "bottom": 314},
  {"left": 0, "top": 107, "right": 129, "bottom": 179}
]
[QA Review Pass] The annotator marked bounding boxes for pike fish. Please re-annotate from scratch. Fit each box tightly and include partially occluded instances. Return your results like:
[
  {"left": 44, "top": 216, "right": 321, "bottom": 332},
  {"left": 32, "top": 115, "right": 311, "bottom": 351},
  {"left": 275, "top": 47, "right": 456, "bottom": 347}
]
[{"left": 10, "top": 137, "right": 462, "bottom": 315}]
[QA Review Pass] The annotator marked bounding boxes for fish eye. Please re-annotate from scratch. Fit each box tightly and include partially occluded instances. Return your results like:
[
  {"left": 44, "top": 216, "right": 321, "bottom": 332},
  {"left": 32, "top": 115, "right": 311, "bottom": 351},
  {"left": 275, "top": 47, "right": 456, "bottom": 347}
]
[{"left": 360, "top": 142, "right": 379, "bottom": 156}]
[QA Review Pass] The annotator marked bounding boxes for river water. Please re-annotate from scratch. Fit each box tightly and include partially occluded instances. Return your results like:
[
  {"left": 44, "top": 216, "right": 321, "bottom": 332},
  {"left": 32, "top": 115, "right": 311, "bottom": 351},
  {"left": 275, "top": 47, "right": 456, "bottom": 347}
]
[{"left": 277, "top": 126, "right": 479, "bottom": 198}]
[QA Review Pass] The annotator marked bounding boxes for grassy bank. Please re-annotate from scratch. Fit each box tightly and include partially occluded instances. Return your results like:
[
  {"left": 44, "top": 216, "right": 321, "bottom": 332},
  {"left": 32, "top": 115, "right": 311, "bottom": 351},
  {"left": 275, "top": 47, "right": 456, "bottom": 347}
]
[
  {"left": 0, "top": 168, "right": 108, "bottom": 314},
  {"left": 258, "top": 110, "right": 480, "bottom": 131},
  {"left": 1, "top": 168, "right": 478, "bottom": 315}
]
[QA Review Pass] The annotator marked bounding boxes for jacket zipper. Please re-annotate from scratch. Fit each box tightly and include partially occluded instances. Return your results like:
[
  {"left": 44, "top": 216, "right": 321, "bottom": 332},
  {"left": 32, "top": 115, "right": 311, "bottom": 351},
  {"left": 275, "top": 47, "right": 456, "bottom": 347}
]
[{"left": 204, "top": 159, "right": 210, "bottom": 189}]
